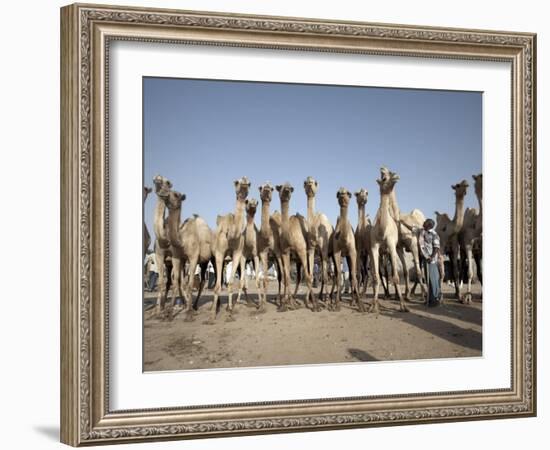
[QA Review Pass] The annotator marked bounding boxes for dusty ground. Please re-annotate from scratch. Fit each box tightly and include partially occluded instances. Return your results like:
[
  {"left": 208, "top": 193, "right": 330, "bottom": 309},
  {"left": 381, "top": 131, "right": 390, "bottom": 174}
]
[{"left": 143, "top": 281, "right": 482, "bottom": 371}]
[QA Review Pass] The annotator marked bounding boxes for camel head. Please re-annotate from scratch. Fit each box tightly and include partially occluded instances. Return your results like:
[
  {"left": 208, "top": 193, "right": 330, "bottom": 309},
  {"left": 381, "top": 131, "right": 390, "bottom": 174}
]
[
  {"left": 258, "top": 182, "right": 274, "bottom": 202},
  {"left": 276, "top": 182, "right": 294, "bottom": 202},
  {"left": 143, "top": 186, "right": 152, "bottom": 203},
  {"left": 354, "top": 188, "right": 368, "bottom": 207},
  {"left": 376, "top": 168, "right": 399, "bottom": 194},
  {"left": 303, "top": 176, "right": 319, "bottom": 198},
  {"left": 451, "top": 179, "right": 469, "bottom": 199},
  {"left": 336, "top": 187, "right": 352, "bottom": 207},
  {"left": 245, "top": 198, "right": 258, "bottom": 216},
  {"left": 162, "top": 190, "right": 186, "bottom": 211},
  {"left": 153, "top": 175, "right": 173, "bottom": 198},
  {"left": 473, "top": 173, "right": 482, "bottom": 198},
  {"left": 234, "top": 176, "right": 251, "bottom": 201}
]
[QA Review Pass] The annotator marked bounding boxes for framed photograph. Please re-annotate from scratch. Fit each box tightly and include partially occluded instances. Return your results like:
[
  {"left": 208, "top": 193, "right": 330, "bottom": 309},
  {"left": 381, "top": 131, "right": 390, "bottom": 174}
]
[{"left": 60, "top": 3, "right": 536, "bottom": 446}]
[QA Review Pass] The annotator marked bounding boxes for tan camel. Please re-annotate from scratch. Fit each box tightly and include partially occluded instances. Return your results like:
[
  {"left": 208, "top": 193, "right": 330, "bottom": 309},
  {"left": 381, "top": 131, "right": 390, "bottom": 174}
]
[
  {"left": 330, "top": 188, "right": 365, "bottom": 312},
  {"left": 152, "top": 175, "right": 173, "bottom": 313},
  {"left": 276, "top": 183, "right": 314, "bottom": 311},
  {"left": 354, "top": 188, "right": 371, "bottom": 296},
  {"left": 369, "top": 169, "right": 408, "bottom": 314},
  {"left": 459, "top": 173, "right": 483, "bottom": 303},
  {"left": 208, "top": 177, "right": 250, "bottom": 323},
  {"left": 235, "top": 198, "right": 262, "bottom": 308},
  {"left": 160, "top": 190, "right": 213, "bottom": 320},
  {"left": 381, "top": 167, "right": 427, "bottom": 301},
  {"left": 303, "top": 176, "right": 334, "bottom": 305},
  {"left": 257, "top": 183, "right": 283, "bottom": 311},
  {"left": 435, "top": 179, "right": 469, "bottom": 299},
  {"left": 143, "top": 186, "right": 152, "bottom": 259}
]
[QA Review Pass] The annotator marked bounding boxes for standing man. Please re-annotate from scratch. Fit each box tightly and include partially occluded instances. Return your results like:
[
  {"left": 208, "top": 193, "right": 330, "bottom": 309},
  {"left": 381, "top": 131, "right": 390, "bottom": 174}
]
[
  {"left": 144, "top": 251, "right": 159, "bottom": 292},
  {"left": 400, "top": 218, "right": 442, "bottom": 307}
]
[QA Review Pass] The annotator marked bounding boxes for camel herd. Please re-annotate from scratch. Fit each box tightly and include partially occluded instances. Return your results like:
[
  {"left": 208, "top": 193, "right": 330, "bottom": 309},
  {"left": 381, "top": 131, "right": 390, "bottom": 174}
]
[{"left": 144, "top": 167, "right": 483, "bottom": 323}]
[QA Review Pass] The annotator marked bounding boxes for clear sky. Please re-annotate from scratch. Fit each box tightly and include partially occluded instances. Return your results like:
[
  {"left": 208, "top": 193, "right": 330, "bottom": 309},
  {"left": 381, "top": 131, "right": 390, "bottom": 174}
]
[{"left": 143, "top": 77, "right": 481, "bottom": 236}]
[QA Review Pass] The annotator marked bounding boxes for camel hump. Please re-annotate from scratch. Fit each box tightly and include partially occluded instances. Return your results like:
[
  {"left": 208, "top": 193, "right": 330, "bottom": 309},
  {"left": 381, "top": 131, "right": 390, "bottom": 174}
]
[{"left": 409, "top": 209, "right": 426, "bottom": 224}]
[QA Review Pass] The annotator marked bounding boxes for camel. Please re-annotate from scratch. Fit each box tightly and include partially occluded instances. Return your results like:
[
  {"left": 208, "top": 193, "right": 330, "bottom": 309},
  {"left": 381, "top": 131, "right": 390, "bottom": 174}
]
[
  {"left": 143, "top": 186, "right": 152, "bottom": 259},
  {"left": 354, "top": 188, "right": 371, "bottom": 296},
  {"left": 381, "top": 167, "right": 427, "bottom": 301},
  {"left": 302, "top": 176, "right": 334, "bottom": 305},
  {"left": 275, "top": 183, "right": 315, "bottom": 311},
  {"left": 160, "top": 189, "right": 213, "bottom": 320},
  {"left": 257, "top": 183, "right": 283, "bottom": 311},
  {"left": 208, "top": 177, "right": 250, "bottom": 323},
  {"left": 369, "top": 169, "right": 408, "bottom": 314},
  {"left": 330, "top": 188, "right": 365, "bottom": 312},
  {"left": 235, "top": 198, "right": 262, "bottom": 308},
  {"left": 435, "top": 179, "right": 469, "bottom": 299},
  {"left": 152, "top": 175, "right": 174, "bottom": 313},
  {"left": 459, "top": 173, "right": 483, "bottom": 303}
]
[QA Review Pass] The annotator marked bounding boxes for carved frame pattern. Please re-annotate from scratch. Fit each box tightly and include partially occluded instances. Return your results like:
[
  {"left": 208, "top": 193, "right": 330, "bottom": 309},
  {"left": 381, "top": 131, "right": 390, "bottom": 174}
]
[{"left": 60, "top": 3, "right": 536, "bottom": 446}]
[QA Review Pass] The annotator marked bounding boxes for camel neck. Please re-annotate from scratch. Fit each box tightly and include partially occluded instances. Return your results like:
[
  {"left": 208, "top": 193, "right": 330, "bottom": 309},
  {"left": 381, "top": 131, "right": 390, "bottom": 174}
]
[
  {"left": 306, "top": 195, "right": 315, "bottom": 223},
  {"left": 166, "top": 207, "right": 181, "bottom": 245},
  {"left": 232, "top": 198, "right": 246, "bottom": 238},
  {"left": 281, "top": 200, "right": 290, "bottom": 225},
  {"left": 454, "top": 194, "right": 466, "bottom": 228},
  {"left": 339, "top": 205, "right": 349, "bottom": 226},
  {"left": 246, "top": 213, "right": 255, "bottom": 227},
  {"left": 389, "top": 189, "right": 400, "bottom": 221},
  {"left": 378, "top": 194, "right": 393, "bottom": 227},
  {"left": 153, "top": 198, "right": 166, "bottom": 240},
  {"left": 476, "top": 192, "right": 483, "bottom": 216},
  {"left": 357, "top": 204, "right": 366, "bottom": 227},
  {"left": 260, "top": 200, "right": 271, "bottom": 235}
]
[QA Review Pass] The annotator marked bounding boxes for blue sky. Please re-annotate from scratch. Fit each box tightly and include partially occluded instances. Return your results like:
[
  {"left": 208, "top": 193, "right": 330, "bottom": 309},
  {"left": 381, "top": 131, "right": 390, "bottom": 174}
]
[{"left": 143, "top": 77, "right": 481, "bottom": 235}]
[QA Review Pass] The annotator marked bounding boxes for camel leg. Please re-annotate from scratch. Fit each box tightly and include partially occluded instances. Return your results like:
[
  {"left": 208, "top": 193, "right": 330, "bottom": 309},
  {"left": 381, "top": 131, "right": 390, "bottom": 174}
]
[
  {"left": 207, "top": 253, "right": 224, "bottom": 324},
  {"left": 298, "top": 249, "right": 317, "bottom": 312},
  {"left": 349, "top": 250, "right": 365, "bottom": 313},
  {"left": 235, "top": 256, "right": 247, "bottom": 307},
  {"left": 369, "top": 244, "right": 381, "bottom": 314},
  {"left": 279, "top": 252, "right": 291, "bottom": 312},
  {"left": 276, "top": 256, "right": 283, "bottom": 307},
  {"left": 293, "top": 259, "right": 303, "bottom": 308},
  {"left": 332, "top": 251, "right": 342, "bottom": 312},
  {"left": 411, "top": 243, "right": 427, "bottom": 300},
  {"left": 389, "top": 246, "right": 408, "bottom": 312},
  {"left": 167, "top": 257, "right": 181, "bottom": 319},
  {"left": 226, "top": 251, "right": 243, "bottom": 319},
  {"left": 307, "top": 249, "right": 316, "bottom": 306},
  {"left": 474, "top": 251, "right": 483, "bottom": 285},
  {"left": 192, "top": 262, "right": 208, "bottom": 312},
  {"left": 258, "top": 251, "right": 269, "bottom": 312},
  {"left": 396, "top": 247, "right": 411, "bottom": 301},
  {"left": 462, "top": 244, "right": 475, "bottom": 304},
  {"left": 154, "top": 248, "right": 167, "bottom": 314},
  {"left": 320, "top": 252, "right": 330, "bottom": 306},
  {"left": 182, "top": 255, "right": 199, "bottom": 321},
  {"left": 451, "top": 243, "right": 462, "bottom": 300}
]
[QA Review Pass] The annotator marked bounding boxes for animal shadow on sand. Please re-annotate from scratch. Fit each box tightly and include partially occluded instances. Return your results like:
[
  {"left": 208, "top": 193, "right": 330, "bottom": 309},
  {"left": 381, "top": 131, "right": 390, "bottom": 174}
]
[
  {"left": 381, "top": 303, "right": 482, "bottom": 352},
  {"left": 348, "top": 348, "right": 379, "bottom": 362}
]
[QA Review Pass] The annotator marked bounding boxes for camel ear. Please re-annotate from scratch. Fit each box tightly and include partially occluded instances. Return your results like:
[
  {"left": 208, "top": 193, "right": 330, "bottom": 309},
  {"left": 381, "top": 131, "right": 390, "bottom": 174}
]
[
  {"left": 315, "top": 180, "right": 318, "bottom": 187},
  {"left": 346, "top": 190, "right": 352, "bottom": 198},
  {"left": 290, "top": 186, "right": 294, "bottom": 193},
  {"left": 145, "top": 187, "right": 152, "bottom": 194},
  {"left": 451, "top": 184, "right": 457, "bottom": 190},
  {"left": 435, "top": 210, "right": 441, "bottom": 217},
  {"left": 354, "top": 191, "right": 359, "bottom": 197},
  {"left": 234, "top": 179, "right": 239, "bottom": 187},
  {"left": 376, "top": 179, "right": 382, "bottom": 186},
  {"left": 276, "top": 185, "right": 282, "bottom": 192},
  {"left": 167, "top": 180, "right": 173, "bottom": 188},
  {"left": 181, "top": 193, "right": 186, "bottom": 202},
  {"left": 258, "top": 185, "right": 263, "bottom": 192}
]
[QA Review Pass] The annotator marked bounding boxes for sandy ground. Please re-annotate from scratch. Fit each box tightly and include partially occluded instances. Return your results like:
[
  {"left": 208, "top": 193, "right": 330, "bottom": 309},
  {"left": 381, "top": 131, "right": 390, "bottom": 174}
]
[{"left": 143, "top": 281, "right": 482, "bottom": 371}]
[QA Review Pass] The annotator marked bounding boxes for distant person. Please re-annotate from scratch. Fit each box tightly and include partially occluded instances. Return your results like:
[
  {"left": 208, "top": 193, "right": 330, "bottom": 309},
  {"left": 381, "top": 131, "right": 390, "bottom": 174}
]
[
  {"left": 144, "top": 252, "right": 159, "bottom": 292},
  {"left": 341, "top": 258, "right": 350, "bottom": 295},
  {"left": 400, "top": 218, "right": 441, "bottom": 307}
]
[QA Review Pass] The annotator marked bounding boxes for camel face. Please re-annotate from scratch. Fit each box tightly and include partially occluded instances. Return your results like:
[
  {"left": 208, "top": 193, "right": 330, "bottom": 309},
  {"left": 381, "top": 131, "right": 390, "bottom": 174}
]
[
  {"left": 258, "top": 183, "right": 274, "bottom": 202},
  {"left": 452, "top": 180, "right": 469, "bottom": 198},
  {"left": 377, "top": 170, "right": 399, "bottom": 195},
  {"left": 234, "top": 176, "right": 251, "bottom": 201},
  {"left": 473, "top": 173, "right": 482, "bottom": 198},
  {"left": 245, "top": 198, "right": 258, "bottom": 216},
  {"left": 336, "top": 187, "right": 352, "bottom": 207},
  {"left": 303, "top": 176, "right": 319, "bottom": 198},
  {"left": 276, "top": 183, "right": 294, "bottom": 202},
  {"left": 153, "top": 175, "right": 172, "bottom": 197},
  {"left": 354, "top": 188, "right": 368, "bottom": 207},
  {"left": 163, "top": 190, "right": 186, "bottom": 211}
]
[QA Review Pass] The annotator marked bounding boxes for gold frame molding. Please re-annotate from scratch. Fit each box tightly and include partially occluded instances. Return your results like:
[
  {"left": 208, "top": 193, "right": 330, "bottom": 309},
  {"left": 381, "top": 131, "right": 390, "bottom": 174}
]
[{"left": 60, "top": 3, "right": 537, "bottom": 446}]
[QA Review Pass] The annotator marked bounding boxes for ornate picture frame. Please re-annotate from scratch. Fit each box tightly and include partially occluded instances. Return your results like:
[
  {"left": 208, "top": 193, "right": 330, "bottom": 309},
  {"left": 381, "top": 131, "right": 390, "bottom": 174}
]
[{"left": 60, "top": 3, "right": 536, "bottom": 446}]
